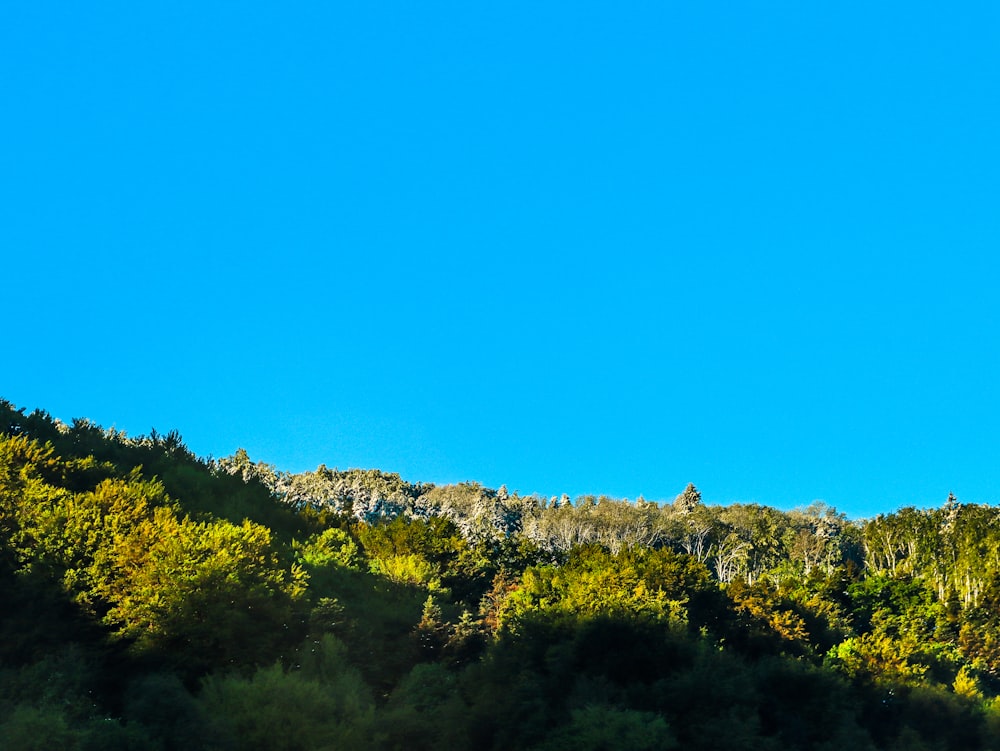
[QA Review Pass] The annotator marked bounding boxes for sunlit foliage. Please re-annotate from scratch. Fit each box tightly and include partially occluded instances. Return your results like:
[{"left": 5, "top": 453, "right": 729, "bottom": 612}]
[{"left": 4, "top": 397, "right": 1000, "bottom": 750}]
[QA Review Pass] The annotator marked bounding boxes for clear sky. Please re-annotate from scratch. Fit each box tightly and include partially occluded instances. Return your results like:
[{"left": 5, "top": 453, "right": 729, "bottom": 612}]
[{"left": 3, "top": 2, "right": 999, "bottom": 519}]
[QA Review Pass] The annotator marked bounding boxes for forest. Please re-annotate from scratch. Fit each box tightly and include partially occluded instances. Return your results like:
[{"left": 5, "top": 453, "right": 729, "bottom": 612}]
[{"left": 4, "top": 398, "right": 1000, "bottom": 750}]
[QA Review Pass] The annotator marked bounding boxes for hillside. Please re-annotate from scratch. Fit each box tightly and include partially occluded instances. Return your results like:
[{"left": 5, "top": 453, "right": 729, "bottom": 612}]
[{"left": 3, "top": 398, "right": 1000, "bottom": 750}]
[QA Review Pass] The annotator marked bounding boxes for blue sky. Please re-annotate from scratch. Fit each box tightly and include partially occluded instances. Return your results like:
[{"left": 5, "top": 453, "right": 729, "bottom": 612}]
[{"left": 3, "top": 2, "right": 999, "bottom": 519}]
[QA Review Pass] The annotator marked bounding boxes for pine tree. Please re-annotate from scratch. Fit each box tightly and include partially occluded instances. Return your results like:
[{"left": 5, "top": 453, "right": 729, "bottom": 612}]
[{"left": 673, "top": 483, "right": 702, "bottom": 514}]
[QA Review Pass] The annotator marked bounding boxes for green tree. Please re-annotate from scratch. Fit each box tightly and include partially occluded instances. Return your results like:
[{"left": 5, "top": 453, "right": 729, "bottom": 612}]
[
  {"left": 531, "top": 705, "right": 677, "bottom": 751},
  {"left": 96, "top": 510, "right": 307, "bottom": 672},
  {"left": 200, "top": 639, "right": 373, "bottom": 751}
]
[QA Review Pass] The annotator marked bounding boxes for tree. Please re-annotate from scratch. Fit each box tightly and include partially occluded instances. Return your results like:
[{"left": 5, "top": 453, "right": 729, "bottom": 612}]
[
  {"left": 199, "top": 638, "right": 373, "bottom": 751},
  {"left": 96, "top": 510, "right": 307, "bottom": 672},
  {"left": 531, "top": 705, "right": 677, "bottom": 751},
  {"left": 673, "top": 483, "right": 702, "bottom": 514}
]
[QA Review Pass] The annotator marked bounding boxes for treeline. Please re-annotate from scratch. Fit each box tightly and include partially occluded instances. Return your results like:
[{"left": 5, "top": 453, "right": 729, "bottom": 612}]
[
  {"left": 224, "top": 451, "right": 855, "bottom": 577},
  {"left": 4, "top": 399, "right": 1000, "bottom": 749}
]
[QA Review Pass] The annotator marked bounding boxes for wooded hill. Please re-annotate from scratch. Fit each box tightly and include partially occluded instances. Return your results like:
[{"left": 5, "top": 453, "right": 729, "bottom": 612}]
[{"left": 3, "top": 398, "right": 1000, "bottom": 750}]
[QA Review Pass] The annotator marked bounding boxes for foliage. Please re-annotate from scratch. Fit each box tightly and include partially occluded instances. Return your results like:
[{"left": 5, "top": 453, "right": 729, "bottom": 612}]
[
  {"left": 6, "top": 397, "right": 1000, "bottom": 750},
  {"left": 294, "top": 527, "right": 362, "bottom": 570},
  {"left": 529, "top": 705, "right": 677, "bottom": 751},
  {"left": 199, "top": 636, "right": 373, "bottom": 751},
  {"left": 495, "top": 545, "right": 716, "bottom": 633}
]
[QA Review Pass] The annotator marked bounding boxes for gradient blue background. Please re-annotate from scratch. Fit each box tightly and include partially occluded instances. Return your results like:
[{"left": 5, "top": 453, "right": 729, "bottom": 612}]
[{"left": 4, "top": 2, "right": 999, "bottom": 518}]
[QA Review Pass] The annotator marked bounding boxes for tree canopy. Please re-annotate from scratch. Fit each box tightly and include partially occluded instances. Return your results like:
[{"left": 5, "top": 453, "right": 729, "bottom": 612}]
[{"left": 3, "top": 397, "right": 1000, "bottom": 750}]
